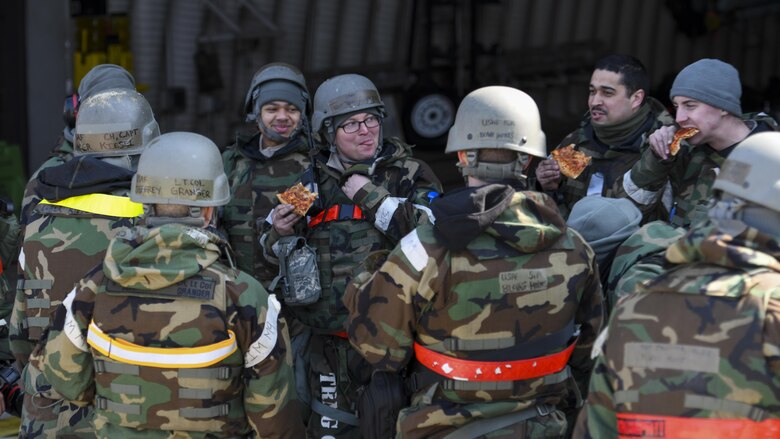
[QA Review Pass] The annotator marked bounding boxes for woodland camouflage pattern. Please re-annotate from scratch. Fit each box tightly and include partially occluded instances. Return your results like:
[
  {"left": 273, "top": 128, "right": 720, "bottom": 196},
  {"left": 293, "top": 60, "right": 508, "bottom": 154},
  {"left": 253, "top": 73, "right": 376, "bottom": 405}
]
[
  {"left": 579, "top": 220, "right": 780, "bottom": 438},
  {"left": 263, "top": 138, "right": 442, "bottom": 331},
  {"left": 0, "top": 213, "right": 20, "bottom": 361},
  {"left": 626, "top": 113, "right": 778, "bottom": 228},
  {"left": 221, "top": 130, "right": 312, "bottom": 287},
  {"left": 552, "top": 97, "right": 673, "bottom": 219},
  {"left": 344, "top": 188, "right": 604, "bottom": 438},
  {"left": 605, "top": 220, "right": 686, "bottom": 312},
  {"left": 41, "top": 223, "right": 303, "bottom": 438}
]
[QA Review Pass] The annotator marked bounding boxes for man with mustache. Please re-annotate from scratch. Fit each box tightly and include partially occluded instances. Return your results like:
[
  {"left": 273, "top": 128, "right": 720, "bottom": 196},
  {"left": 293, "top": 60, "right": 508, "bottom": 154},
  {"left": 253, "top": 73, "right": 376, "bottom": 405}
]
[{"left": 536, "top": 54, "right": 673, "bottom": 220}]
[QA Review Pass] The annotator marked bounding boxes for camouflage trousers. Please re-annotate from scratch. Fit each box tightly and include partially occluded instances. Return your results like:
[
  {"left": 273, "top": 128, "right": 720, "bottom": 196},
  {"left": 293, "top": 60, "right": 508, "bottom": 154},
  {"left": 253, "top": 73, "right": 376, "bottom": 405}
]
[
  {"left": 397, "top": 397, "right": 567, "bottom": 439},
  {"left": 293, "top": 331, "right": 371, "bottom": 439},
  {"left": 19, "top": 361, "right": 93, "bottom": 438}
]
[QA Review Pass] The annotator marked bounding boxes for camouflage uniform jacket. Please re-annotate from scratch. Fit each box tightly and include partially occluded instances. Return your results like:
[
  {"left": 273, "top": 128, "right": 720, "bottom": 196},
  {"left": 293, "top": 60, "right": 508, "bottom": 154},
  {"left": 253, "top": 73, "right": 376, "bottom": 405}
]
[
  {"left": 580, "top": 221, "right": 780, "bottom": 438},
  {"left": 12, "top": 156, "right": 142, "bottom": 366},
  {"left": 344, "top": 185, "right": 604, "bottom": 438},
  {"left": 552, "top": 97, "right": 673, "bottom": 219},
  {"left": 221, "top": 129, "right": 312, "bottom": 286},
  {"left": 0, "top": 213, "right": 20, "bottom": 360},
  {"left": 261, "top": 137, "right": 442, "bottom": 331},
  {"left": 624, "top": 113, "right": 778, "bottom": 229},
  {"left": 22, "top": 136, "right": 74, "bottom": 222},
  {"left": 42, "top": 223, "right": 304, "bottom": 438}
]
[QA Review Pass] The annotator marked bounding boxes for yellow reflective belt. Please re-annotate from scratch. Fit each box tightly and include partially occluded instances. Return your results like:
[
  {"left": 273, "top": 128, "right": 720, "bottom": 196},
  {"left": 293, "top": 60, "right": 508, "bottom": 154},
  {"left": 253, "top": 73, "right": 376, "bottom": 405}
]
[
  {"left": 39, "top": 193, "right": 143, "bottom": 218},
  {"left": 87, "top": 321, "right": 238, "bottom": 369}
]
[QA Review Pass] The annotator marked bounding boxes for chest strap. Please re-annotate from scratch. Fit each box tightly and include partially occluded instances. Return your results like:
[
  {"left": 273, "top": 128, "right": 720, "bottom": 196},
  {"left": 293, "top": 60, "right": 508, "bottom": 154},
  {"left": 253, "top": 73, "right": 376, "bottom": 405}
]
[
  {"left": 617, "top": 413, "right": 780, "bottom": 439},
  {"left": 87, "top": 321, "right": 238, "bottom": 368},
  {"left": 39, "top": 193, "right": 143, "bottom": 218},
  {"left": 308, "top": 204, "right": 364, "bottom": 227},
  {"left": 414, "top": 336, "right": 577, "bottom": 382}
]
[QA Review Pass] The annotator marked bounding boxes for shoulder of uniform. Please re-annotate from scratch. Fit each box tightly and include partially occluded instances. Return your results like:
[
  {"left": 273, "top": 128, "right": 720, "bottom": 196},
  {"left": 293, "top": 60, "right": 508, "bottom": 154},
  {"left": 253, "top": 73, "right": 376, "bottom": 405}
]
[{"left": 399, "top": 227, "right": 434, "bottom": 272}]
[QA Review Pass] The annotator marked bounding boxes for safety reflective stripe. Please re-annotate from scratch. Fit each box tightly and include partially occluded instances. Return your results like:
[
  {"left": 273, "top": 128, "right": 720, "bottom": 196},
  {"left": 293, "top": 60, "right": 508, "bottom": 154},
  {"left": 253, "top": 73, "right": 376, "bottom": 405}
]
[
  {"left": 39, "top": 193, "right": 143, "bottom": 218},
  {"left": 308, "top": 204, "right": 364, "bottom": 227},
  {"left": 413, "top": 337, "right": 577, "bottom": 382},
  {"left": 617, "top": 413, "right": 780, "bottom": 439},
  {"left": 87, "top": 322, "right": 238, "bottom": 369},
  {"left": 622, "top": 170, "right": 662, "bottom": 206}
]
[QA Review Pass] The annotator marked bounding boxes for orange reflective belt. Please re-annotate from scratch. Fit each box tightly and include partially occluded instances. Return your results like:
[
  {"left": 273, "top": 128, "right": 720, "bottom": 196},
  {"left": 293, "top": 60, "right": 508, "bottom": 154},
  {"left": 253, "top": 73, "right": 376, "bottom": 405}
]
[
  {"left": 617, "top": 413, "right": 780, "bottom": 439},
  {"left": 413, "top": 337, "right": 577, "bottom": 382},
  {"left": 308, "top": 204, "right": 364, "bottom": 227}
]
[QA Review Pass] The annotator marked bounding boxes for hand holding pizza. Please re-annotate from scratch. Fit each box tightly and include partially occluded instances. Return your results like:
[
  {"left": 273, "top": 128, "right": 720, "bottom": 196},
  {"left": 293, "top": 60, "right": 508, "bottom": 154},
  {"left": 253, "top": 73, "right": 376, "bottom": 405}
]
[{"left": 536, "top": 158, "right": 562, "bottom": 190}]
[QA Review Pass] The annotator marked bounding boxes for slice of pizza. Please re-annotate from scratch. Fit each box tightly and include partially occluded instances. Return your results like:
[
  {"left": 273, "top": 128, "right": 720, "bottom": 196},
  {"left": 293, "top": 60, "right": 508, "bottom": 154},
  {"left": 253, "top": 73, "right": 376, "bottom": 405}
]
[
  {"left": 277, "top": 183, "right": 318, "bottom": 216},
  {"left": 670, "top": 127, "right": 700, "bottom": 156},
  {"left": 551, "top": 144, "right": 592, "bottom": 179}
]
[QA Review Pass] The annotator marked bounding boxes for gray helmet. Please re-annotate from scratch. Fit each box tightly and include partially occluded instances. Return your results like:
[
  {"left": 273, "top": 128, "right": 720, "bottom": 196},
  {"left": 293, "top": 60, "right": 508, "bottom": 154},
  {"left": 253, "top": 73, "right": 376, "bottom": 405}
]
[
  {"left": 713, "top": 132, "right": 780, "bottom": 212},
  {"left": 445, "top": 86, "right": 546, "bottom": 184},
  {"left": 74, "top": 89, "right": 159, "bottom": 157},
  {"left": 131, "top": 132, "right": 230, "bottom": 207},
  {"left": 244, "top": 62, "right": 310, "bottom": 122},
  {"left": 311, "top": 74, "right": 386, "bottom": 142}
]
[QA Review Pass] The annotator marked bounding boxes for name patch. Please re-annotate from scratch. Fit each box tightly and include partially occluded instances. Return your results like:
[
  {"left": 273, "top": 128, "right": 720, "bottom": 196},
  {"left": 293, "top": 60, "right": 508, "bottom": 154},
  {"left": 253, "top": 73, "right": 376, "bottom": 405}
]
[
  {"left": 106, "top": 277, "right": 216, "bottom": 300},
  {"left": 498, "top": 268, "right": 548, "bottom": 294},
  {"left": 624, "top": 342, "right": 719, "bottom": 373}
]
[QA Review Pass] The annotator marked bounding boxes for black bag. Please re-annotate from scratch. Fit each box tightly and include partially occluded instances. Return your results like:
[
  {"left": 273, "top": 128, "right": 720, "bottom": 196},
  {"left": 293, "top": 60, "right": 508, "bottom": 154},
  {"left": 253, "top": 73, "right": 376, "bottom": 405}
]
[{"left": 357, "top": 370, "right": 409, "bottom": 439}]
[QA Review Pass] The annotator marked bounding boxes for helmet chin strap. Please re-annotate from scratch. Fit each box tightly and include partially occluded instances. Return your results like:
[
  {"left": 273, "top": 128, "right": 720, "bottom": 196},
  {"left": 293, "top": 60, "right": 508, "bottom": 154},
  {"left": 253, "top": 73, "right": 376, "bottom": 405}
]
[{"left": 458, "top": 150, "right": 529, "bottom": 186}]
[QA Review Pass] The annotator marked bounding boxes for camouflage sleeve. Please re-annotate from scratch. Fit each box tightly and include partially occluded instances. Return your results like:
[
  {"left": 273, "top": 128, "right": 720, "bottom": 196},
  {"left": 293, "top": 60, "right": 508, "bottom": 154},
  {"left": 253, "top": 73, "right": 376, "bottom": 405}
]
[
  {"left": 228, "top": 272, "right": 304, "bottom": 438},
  {"left": 344, "top": 236, "right": 425, "bottom": 371},
  {"left": 221, "top": 146, "right": 239, "bottom": 177},
  {"left": 623, "top": 147, "right": 676, "bottom": 208},
  {"left": 570, "top": 248, "right": 605, "bottom": 398},
  {"left": 9, "top": 275, "right": 33, "bottom": 365},
  {"left": 41, "top": 280, "right": 96, "bottom": 402},
  {"left": 764, "top": 290, "right": 780, "bottom": 375},
  {"left": 580, "top": 351, "right": 619, "bottom": 438},
  {"left": 0, "top": 214, "right": 20, "bottom": 267},
  {"left": 351, "top": 159, "right": 443, "bottom": 243}
]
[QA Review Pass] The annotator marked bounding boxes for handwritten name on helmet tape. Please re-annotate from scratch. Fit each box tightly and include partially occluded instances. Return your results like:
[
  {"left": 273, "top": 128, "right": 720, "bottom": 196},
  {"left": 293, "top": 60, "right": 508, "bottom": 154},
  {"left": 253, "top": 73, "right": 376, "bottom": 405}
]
[
  {"left": 134, "top": 175, "right": 215, "bottom": 201},
  {"left": 474, "top": 119, "right": 516, "bottom": 142},
  {"left": 76, "top": 125, "right": 140, "bottom": 153}
]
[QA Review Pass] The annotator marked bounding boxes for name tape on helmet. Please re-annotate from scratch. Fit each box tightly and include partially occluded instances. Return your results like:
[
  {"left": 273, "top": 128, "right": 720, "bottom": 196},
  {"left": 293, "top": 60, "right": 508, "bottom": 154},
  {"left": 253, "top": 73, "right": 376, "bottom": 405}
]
[
  {"left": 134, "top": 175, "right": 215, "bottom": 201},
  {"left": 719, "top": 159, "right": 751, "bottom": 187},
  {"left": 328, "top": 90, "right": 382, "bottom": 113},
  {"left": 76, "top": 122, "right": 138, "bottom": 153},
  {"left": 475, "top": 119, "right": 517, "bottom": 142}
]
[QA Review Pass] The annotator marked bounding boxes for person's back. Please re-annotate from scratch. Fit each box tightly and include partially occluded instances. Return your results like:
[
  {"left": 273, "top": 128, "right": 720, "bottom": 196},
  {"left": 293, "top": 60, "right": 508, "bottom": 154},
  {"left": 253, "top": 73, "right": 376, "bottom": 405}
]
[
  {"left": 221, "top": 63, "right": 313, "bottom": 287},
  {"left": 12, "top": 88, "right": 159, "bottom": 437},
  {"left": 579, "top": 132, "right": 780, "bottom": 438},
  {"left": 345, "top": 86, "right": 604, "bottom": 438},
  {"left": 41, "top": 132, "right": 304, "bottom": 438}
]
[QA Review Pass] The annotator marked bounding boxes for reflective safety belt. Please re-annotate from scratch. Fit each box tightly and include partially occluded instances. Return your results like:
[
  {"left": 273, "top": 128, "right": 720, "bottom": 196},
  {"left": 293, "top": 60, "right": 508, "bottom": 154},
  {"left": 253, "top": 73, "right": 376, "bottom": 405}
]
[
  {"left": 87, "top": 321, "right": 238, "bottom": 368},
  {"left": 413, "top": 337, "right": 577, "bottom": 382},
  {"left": 308, "top": 204, "right": 364, "bottom": 227},
  {"left": 39, "top": 193, "right": 143, "bottom": 218},
  {"left": 617, "top": 413, "right": 780, "bottom": 439}
]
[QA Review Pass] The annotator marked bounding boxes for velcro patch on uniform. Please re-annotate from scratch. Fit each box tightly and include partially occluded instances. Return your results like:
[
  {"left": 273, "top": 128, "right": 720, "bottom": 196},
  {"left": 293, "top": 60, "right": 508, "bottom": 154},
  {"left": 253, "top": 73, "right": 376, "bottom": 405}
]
[
  {"left": 498, "top": 269, "right": 548, "bottom": 294},
  {"left": 106, "top": 277, "right": 217, "bottom": 300},
  {"left": 624, "top": 342, "right": 719, "bottom": 373}
]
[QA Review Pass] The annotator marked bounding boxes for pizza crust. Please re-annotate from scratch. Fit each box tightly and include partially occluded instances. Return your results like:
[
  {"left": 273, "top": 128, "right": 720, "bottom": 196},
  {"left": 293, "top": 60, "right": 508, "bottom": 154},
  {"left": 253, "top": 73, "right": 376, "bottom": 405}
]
[{"left": 670, "top": 127, "right": 700, "bottom": 156}]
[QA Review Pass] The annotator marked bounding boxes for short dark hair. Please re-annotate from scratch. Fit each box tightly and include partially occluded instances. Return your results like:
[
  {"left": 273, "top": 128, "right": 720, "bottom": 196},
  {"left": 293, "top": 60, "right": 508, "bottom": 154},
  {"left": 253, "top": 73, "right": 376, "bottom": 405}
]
[{"left": 594, "top": 54, "right": 649, "bottom": 98}]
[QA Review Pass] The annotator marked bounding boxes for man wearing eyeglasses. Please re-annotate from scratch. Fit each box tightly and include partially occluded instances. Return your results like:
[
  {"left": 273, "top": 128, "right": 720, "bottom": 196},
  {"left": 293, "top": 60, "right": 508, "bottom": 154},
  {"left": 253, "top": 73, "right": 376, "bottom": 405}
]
[{"left": 261, "top": 73, "right": 443, "bottom": 438}]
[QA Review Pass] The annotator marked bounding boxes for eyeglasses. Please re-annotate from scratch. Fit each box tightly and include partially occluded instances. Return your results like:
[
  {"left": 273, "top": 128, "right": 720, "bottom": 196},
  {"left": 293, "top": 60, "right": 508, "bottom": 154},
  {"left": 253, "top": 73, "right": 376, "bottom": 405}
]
[{"left": 339, "top": 115, "right": 381, "bottom": 133}]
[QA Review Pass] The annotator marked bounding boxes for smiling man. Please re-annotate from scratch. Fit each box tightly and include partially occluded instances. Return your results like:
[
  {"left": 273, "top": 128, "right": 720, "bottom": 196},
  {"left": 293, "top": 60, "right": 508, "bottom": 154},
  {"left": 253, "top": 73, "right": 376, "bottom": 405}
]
[
  {"left": 623, "top": 58, "right": 779, "bottom": 229},
  {"left": 536, "top": 54, "right": 673, "bottom": 219}
]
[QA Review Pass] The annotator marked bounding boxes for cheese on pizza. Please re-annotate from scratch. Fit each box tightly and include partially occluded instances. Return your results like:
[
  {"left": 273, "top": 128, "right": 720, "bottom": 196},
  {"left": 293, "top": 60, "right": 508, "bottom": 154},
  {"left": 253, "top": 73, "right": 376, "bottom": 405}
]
[
  {"left": 277, "top": 183, "right": 318, "bottom": 216},
  {"left": 551, "top": 144, "right": 592, "bottom": 179},
  {"left": 670, "top": 127, "right": 700, "bottom": 156}
]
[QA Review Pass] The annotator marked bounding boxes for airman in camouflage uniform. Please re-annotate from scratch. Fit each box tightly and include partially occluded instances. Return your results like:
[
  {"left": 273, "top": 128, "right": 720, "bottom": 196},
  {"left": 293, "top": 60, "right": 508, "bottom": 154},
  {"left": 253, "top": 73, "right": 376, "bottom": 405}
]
[
  {"left": 13, "top": 89, "right": 159, "bottom": 437},
  {"left": 24, "top": 64, "right": 136, "bottom": 197},
  {"left": 536, "top": 54, "right": 673, "bottom": 220},
  {"left": 221, "top": 63, "right": 314, "bottom": 288},
  {"left": 623, "top": 58, "right": 779, "bottom": 229},
  {"left": 262, "top": 74, "right": 442, "bottom": 437},
  {"left": 42, "top": 132, "right": 304, "bottom": 438},
  {"left": 0, "top": 206, "right": 20, "bottom": 362},
  {"left": 577, "top": 132, "right": 780, "bottom": 438},
  {"left": 345, "top": 86, "right": 604, "bottom": 438}
]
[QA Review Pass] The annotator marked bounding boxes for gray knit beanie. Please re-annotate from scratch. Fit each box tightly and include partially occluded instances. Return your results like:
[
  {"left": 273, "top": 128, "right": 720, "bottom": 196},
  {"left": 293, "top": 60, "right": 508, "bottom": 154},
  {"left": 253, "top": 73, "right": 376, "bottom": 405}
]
[
  {"left": 670, "top": 58, "right": 742, "bottom": 116},
  {"left": 566, "top": 196, "right": 642, "bottom": 264}
]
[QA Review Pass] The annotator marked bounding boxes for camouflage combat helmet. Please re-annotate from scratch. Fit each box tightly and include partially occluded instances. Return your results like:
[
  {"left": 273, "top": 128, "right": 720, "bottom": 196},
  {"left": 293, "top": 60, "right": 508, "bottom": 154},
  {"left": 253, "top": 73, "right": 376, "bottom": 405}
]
[
  {"left": 445, "top": 86, "right": 546, "bottom": 183},
  {"left": 131, "top": 132, "right": 230, "bottom": 207},
  {"left": 244, "top": 62, "right": 311, "bottom": 122},
  {"left": 74, "top": 88, "right": 160, "bottom": 157},
  {"left": 311, "top": 74, "right": 386, "bottom": 146}
]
